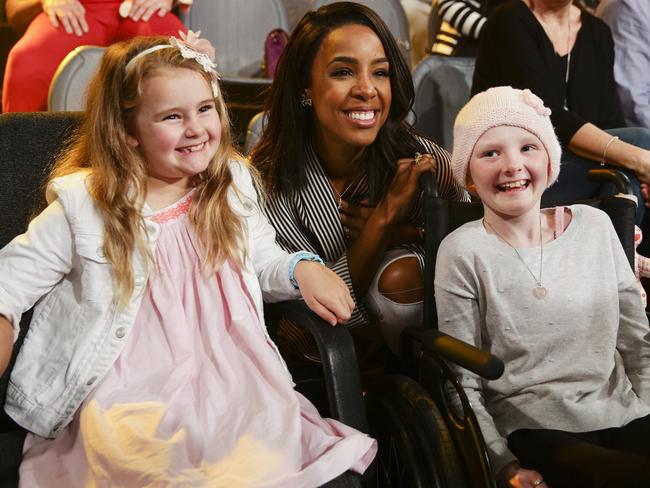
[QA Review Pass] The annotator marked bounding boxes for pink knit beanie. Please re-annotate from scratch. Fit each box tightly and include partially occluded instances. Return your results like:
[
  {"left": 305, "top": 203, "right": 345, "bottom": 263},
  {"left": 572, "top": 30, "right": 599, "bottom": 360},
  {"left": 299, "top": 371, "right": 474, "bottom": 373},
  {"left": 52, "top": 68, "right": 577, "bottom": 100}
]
[{"left": 451, "top": 86, "right": 562, "bottom": 190}]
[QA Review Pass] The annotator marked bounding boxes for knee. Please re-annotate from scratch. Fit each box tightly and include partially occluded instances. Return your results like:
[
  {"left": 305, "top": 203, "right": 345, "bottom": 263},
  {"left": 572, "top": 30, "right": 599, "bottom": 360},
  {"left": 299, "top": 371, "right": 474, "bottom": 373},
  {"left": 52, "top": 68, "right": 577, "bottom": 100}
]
[{"left": 377, "top": 257, "right": 423, "bottom": 304}]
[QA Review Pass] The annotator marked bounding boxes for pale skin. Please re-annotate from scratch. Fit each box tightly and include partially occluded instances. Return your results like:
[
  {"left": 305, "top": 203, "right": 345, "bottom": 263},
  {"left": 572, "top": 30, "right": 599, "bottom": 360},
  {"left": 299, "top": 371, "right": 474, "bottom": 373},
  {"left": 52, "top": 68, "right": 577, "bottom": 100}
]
[
  {"left": 524, "top": 0, "right": 650, "bottom": 193},
  {"left": 307, "top": 23, "right": 435, "bottom": 303},
  {"left": 467, "top": 125, "right": 566, "bottom": 488}
]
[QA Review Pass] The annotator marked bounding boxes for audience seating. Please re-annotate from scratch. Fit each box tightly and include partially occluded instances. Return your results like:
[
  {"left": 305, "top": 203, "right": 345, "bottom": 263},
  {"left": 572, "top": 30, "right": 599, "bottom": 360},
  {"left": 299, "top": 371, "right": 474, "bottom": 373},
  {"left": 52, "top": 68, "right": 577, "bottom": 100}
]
[
  {"left": 409, "top": 55, "right": 475, "bottom": 151},
  {"left": 47, "top": 46, "right": 105, "bottom": 111}
]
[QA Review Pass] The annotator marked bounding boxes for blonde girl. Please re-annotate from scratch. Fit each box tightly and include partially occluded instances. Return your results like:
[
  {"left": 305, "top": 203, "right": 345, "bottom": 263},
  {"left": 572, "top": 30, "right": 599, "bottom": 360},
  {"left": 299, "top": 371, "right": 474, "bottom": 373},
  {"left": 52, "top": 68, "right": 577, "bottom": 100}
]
[{"left": 0, "top": 33, "right": 376, "bottom": 487}]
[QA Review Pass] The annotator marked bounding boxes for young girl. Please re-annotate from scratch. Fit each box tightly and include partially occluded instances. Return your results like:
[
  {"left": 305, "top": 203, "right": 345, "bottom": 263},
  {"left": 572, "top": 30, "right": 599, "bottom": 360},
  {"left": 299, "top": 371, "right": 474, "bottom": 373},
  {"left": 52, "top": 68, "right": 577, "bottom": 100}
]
[
  {"left": 0, "top": 33, "right": 376, "bottom": 487},
  {"left": 435, "top": 86, "right": 650, "bottom": 488}
]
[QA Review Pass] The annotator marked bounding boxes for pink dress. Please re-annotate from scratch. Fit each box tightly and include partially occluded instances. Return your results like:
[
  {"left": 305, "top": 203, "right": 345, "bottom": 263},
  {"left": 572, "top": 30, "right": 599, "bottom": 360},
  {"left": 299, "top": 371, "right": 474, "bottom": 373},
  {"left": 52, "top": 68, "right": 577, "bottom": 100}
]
[{"left": 19, "top": 191, "right": 376, "bottom": 487}]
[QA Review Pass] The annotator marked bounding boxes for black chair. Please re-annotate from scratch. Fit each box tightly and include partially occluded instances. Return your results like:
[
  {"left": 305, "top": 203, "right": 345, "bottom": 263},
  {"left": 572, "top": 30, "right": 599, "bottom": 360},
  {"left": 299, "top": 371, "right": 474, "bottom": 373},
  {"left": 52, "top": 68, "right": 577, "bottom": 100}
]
[{"left": 0, "top": 112, "right": 367, "bottom": 488}]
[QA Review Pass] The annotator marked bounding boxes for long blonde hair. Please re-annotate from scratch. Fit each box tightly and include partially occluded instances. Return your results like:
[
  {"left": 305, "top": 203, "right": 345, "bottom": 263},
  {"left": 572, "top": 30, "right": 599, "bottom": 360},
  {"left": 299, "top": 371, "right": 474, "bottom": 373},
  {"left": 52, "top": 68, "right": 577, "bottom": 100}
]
[{"left": 50, "top": 36, "right": 250, "bottom": 304}]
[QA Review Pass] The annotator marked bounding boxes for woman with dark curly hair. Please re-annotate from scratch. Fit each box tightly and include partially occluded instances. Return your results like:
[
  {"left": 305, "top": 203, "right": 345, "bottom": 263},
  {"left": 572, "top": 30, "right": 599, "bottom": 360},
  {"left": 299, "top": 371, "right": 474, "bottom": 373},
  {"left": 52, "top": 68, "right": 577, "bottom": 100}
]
[{"left": 251, "top": 2, "right": 468, "bottom": 361}]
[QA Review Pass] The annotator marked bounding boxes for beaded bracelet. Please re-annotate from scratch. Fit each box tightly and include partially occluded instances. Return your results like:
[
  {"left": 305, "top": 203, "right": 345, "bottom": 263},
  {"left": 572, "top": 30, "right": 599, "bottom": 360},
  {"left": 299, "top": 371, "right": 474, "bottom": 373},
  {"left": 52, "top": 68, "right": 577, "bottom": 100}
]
[{"left": 289, "top": 252, "right": 325, "bottom": 289}]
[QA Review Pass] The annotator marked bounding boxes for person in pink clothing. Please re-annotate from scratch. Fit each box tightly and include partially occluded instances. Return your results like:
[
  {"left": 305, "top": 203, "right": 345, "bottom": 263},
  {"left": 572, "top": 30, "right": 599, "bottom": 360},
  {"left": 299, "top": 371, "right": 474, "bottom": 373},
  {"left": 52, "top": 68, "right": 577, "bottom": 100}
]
[
  {"left": 0, "top": 33, "right": 376, "bottom": 486},
  {"left": 2, "top": 0, "right": 189, "bottom": 112}
]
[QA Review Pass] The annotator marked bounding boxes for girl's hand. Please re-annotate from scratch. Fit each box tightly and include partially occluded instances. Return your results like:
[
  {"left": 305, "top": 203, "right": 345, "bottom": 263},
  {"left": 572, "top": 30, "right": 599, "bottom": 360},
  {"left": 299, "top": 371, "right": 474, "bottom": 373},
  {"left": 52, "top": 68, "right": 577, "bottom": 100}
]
[
  {"left": 0, "top": 315, "right": 14, "bottom": 377},
  {"left": 126, "top": 0, "right": 173, "bottom": 21},
  {"left": 379, "top": 154, "right": 435, "bottom": 224},
  {"left": 497, "top": 461, "right": 549, "bottom": 488},
  {"left": 293, "top": 261, "right": 355, "bottom": 326},
  {"left": 42, "top": 0, "right": 88, "bottom": 36}
]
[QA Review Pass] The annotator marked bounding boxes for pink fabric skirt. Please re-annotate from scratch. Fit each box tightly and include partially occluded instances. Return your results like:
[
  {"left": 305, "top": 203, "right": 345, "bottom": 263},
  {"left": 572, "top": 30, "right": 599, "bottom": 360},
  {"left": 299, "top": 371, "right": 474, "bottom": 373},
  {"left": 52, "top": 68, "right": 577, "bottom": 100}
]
[{"left": 20, "top": 192, "right": 376, "bottom": 487}]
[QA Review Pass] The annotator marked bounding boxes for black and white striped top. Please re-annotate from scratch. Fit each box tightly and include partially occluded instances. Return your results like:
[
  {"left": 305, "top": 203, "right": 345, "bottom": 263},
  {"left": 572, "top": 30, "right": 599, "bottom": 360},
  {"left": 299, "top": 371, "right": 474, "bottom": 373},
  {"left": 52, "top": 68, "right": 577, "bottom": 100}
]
[
  {"left": 431, "top": 0, "right": 487, "bottom": 56},
  {"left": 261, "top": 137, "right": 468, "bottom": 329}
]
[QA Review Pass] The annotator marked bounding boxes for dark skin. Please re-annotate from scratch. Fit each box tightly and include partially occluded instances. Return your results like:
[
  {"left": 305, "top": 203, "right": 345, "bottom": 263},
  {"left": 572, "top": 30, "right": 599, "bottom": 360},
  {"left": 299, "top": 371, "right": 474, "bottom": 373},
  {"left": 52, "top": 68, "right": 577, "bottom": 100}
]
[{"left": 333, "top": 155, "right": 434, "bottom": 303}]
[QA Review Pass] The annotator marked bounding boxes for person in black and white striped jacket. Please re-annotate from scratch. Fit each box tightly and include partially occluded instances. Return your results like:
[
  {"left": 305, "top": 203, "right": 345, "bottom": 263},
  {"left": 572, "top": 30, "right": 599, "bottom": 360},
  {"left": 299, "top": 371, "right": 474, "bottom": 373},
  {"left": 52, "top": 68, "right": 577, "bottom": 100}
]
[
  {"left": 251, "top": 3, "right": 468, "bottom": 363},
  {"left": 430, "top": 0, "right": 507, "bottom": 57}
]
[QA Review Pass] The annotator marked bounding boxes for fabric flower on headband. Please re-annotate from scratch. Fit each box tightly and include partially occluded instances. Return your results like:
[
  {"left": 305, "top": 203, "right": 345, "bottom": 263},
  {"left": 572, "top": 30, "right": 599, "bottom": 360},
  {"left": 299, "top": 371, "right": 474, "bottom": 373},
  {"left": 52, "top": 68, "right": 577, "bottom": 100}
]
[
  {"left": 522, "top": 89, "right": 551, "bottom": 117},
  {"left": 170, "top": 30, "right": 220, "bottom": 98},
  {"left": 170, "top": 30, "right": 217, "bottom": 74}
]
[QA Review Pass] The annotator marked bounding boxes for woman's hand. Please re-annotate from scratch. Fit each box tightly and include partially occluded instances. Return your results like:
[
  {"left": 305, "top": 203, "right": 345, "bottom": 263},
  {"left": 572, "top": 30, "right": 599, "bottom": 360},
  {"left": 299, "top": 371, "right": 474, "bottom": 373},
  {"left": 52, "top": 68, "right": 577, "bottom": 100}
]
[
  {"left": 42, "top": 0, "right": 88, "bottom": 36},
  {"left": 378, "top": 154, "right": 435, "bottom": 225},
  {"left": 0, "top": 315, "right": 14, "bottom": 377},
  {"left": 123, "top": 0, "right": 173, "bottom": 21},
  {"left": 497, "top": 461, "right": 549, "bottom": 488},
  {"left": 293, "top": 261, "right": 355, "bottom": 326},
  {"left": 339, "top": 199, "right": 372, "bottom": 241}
]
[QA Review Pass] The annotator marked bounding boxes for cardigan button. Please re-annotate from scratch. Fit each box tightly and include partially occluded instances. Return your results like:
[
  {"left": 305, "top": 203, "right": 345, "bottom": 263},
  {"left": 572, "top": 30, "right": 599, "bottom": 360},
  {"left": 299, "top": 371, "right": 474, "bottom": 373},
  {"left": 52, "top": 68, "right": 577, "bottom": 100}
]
[
  {"left": 86, "top": 376, "right": 97, "bottom": 386},
  {"left": 96, "top": 246, "right": 105, "bottom": 258},
  {"left": 115, "top": 327, "right": 126, "bottom": 339}
]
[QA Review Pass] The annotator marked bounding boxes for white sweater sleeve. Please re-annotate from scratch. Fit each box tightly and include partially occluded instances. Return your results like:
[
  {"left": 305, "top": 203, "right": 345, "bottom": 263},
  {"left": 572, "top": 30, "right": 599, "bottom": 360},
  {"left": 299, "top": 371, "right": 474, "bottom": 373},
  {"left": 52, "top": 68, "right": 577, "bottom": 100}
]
[{"left": 434, "top": 232, "right": 518, "bottom": 474}]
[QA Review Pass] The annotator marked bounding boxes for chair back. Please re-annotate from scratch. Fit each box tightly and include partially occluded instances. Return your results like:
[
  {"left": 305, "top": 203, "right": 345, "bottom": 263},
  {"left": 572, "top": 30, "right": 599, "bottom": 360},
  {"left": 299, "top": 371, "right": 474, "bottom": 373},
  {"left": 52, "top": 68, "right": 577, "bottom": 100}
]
[
  {"left": 311, "top": 0, "right": 412, "bottom": 67},
  {"left": 410, "top": 55, "right": 475, "bottom": 151},
  {"left": 427, "top": 0, "right": 442, "bottom": 49},
  {"left": 243, "top": 111, "right": 269, "bottom": 156},
  {"left": 48, "top": 46, "right": 106, "bottom": 111},
  {"left": 185, "top": 0, "right": 290, "bottom": 77},
  {"left": 0, "top": 112, "right": 82, "bottom": 480}
]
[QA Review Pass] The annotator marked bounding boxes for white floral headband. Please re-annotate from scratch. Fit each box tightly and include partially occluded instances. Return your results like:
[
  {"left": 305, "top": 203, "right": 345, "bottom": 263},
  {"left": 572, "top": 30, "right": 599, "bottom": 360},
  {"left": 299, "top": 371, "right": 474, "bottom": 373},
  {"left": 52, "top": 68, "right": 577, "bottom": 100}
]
[{"left": 125, "top": 30, "right": 220, "bottom": 98}]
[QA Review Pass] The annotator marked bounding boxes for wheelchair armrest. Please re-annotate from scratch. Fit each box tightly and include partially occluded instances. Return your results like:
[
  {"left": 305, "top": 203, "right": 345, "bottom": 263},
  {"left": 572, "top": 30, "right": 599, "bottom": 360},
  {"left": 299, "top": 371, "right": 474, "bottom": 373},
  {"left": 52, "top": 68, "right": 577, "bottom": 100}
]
[
  {"left": 587, "top": 168, "right": 633, "bottom": 196},
  {"left": 264, "top": 300, "right": 369, "bottom": 434},
  {"left": 402, "top": 326, "right": 504, "bottom": 380}
]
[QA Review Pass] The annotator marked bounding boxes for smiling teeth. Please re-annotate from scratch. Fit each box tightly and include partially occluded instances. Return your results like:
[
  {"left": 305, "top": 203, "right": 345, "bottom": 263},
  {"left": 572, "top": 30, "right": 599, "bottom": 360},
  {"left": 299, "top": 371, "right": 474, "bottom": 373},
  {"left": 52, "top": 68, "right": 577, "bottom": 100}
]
[
  {"left": 348, "top": 111, "right": 374, "bottom": 121},
  {"left": 499, "top": 180, "right": 527, "bottom": 190},
  {"left": 180, "top": 142, "right": 205, "bottom": 153}
]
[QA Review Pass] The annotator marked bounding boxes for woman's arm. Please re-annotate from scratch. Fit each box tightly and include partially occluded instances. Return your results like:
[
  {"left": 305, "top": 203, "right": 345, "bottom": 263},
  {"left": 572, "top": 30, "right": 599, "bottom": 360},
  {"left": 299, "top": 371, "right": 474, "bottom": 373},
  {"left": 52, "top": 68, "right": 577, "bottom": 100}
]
[
  {"left": 568, "top": 123, "right": 650, "bottom": 182},
  {"left": 437, "top": 0, "right": 487, "bottom": 40},
  {"left": 345, "top": 156, "right": 435, "bottom": 297}
]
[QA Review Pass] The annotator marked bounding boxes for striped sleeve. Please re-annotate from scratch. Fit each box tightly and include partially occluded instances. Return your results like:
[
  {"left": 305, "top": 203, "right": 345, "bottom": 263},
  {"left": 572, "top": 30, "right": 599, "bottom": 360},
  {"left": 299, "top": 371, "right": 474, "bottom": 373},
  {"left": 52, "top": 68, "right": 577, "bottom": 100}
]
[
  {"left": 437, "top": 0, "right": 487, "bottom": 39},
  {"left": 418, "top": 137, "right": 471, "bottom": 203}
]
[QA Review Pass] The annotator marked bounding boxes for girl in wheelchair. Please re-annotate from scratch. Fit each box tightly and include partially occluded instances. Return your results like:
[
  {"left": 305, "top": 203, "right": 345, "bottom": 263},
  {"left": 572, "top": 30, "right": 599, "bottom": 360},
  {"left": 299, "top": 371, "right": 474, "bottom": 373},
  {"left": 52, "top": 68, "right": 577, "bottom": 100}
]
[
  {"left": 0, "top": 33, "right": 376, "bottom": 486},
  {"left": 435, "top": 86, "right": 650, "bottom": 488}
]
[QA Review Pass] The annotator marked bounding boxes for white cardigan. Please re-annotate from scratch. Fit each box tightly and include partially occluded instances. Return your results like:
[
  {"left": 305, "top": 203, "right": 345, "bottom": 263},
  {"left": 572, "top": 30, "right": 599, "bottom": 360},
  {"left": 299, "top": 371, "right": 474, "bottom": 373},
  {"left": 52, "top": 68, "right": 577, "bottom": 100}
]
[{"left": 0, "top": 161, "right": 301, "bottom": 438}]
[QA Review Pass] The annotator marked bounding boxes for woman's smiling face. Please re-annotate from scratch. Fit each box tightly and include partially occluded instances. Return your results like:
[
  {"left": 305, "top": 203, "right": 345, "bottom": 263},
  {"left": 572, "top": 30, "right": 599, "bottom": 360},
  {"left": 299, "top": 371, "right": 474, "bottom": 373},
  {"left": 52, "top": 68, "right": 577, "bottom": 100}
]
[{"left": 307, "top": 23, "right": 392, "bottom": 157}]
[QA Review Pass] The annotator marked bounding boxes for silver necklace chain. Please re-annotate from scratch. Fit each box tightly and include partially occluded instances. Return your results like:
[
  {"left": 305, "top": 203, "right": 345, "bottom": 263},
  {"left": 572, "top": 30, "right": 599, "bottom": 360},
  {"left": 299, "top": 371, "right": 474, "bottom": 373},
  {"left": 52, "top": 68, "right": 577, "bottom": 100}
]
[
  {"left": 483, "top": 216, "right": 545, "bottom": 290},
  {"left": 330, "top": 177, "right": 358, "bottom": 209}
]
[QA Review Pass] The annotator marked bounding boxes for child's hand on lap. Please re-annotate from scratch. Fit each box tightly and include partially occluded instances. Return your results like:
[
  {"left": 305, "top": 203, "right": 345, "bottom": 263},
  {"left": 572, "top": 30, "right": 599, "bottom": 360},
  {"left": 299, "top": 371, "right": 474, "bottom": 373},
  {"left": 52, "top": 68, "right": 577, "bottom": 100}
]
[{"left": 294, "top": 262, "right": 355, "bottom": 326}]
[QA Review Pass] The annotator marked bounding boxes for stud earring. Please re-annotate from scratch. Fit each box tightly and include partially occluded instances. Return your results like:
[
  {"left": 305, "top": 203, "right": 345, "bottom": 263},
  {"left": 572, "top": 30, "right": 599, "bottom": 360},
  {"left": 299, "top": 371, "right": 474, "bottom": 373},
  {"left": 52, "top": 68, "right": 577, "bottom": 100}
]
[{"left": 300, "top": 91, "right": 312, "bottom": 107}]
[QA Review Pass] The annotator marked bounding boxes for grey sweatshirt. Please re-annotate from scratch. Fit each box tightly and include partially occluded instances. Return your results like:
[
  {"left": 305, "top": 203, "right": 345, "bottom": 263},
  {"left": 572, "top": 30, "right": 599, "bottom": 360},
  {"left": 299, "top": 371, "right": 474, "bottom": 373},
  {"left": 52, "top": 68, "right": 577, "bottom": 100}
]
[{"left": 434, "top": 205, "right": 650, "bottom": 473}]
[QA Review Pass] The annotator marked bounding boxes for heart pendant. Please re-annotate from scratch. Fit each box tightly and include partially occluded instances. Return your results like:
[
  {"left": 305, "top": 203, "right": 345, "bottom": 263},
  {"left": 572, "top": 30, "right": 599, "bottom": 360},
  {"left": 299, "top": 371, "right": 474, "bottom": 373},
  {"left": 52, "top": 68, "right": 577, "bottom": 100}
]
[{"left": 533, "top": 287, "right": 547, "bottom": 299}]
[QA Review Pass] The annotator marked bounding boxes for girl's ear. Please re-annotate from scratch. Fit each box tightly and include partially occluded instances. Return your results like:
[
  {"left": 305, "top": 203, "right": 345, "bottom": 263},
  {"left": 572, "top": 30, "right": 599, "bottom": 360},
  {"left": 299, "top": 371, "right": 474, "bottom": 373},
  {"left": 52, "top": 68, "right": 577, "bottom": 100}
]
[
  {"left": 466, "top": 173, "right": 477, "bottom": 196},
  {"left": 126, "top": 133, "right": 139, "bottom": 147}
]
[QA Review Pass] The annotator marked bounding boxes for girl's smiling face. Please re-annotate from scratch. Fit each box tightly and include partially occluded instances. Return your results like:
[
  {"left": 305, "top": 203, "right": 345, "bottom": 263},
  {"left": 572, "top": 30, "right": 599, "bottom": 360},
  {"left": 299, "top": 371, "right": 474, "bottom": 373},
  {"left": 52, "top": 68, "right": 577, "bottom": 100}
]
[
  {"left": 467, "top": 125, "right": 550, "bottom": 220},
  {"left": 128, "top": 67, "right": 221, "bottom": 188}
]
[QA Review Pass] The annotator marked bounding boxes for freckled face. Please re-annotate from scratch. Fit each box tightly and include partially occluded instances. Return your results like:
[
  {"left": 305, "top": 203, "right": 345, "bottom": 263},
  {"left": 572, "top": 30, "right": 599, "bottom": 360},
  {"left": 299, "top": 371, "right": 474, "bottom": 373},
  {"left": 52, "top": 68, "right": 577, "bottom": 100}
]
[
  {"left": 128, "top": 67, "right": 221, "bottom": 188},
  {"left": 468, "top": 126, "right": 550, "bottom": 220},
  {"left": 307, "top": 24, "right": 392, "bottom": 155}
]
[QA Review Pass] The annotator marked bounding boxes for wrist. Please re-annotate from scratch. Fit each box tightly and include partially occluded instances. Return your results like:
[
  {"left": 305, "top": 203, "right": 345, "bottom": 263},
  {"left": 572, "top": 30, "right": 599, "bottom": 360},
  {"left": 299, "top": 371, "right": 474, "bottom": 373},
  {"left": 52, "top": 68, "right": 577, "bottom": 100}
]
[{"left": 289, "top": 252, "right": 324, "bottom": 289}]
